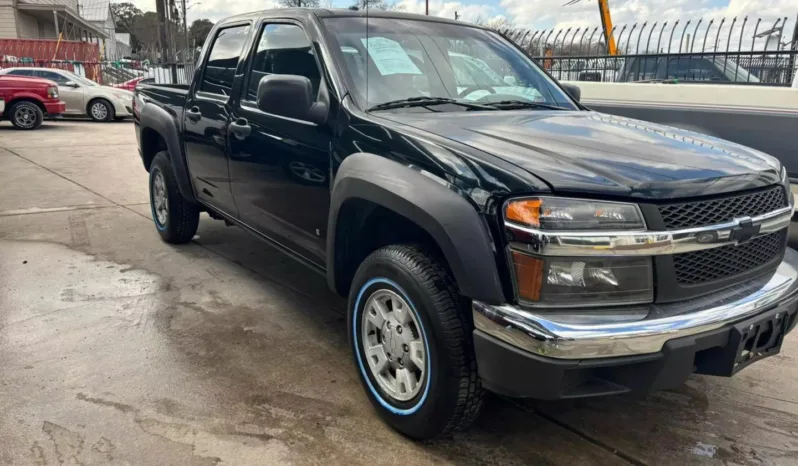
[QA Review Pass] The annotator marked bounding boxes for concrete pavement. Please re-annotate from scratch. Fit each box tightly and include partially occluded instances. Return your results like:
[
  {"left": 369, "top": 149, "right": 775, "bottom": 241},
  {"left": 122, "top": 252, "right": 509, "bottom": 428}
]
[{"left": 1, "top": 121, "right": 797, "bottom": 465}]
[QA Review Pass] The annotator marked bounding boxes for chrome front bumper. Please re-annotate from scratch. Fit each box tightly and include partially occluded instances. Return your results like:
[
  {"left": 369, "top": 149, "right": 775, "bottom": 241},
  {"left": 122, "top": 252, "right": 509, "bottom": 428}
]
[{"left": 474, "top": 247, "right": 798, "bottom": 360}]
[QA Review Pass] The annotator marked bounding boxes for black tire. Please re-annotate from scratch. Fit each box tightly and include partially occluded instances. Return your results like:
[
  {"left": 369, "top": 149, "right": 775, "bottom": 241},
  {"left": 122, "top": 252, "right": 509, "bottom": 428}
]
[
  {"left": 88, "top": 98, "right": 114, "bottom": 122},
  {"left": 149, "top": 151, "right": 200, "bottom": 243},
  {"left": 348, "top": 245, "right": 483, "bottom": 440},
  {"left": 9, "top": 101, "right": 44, "bottom": 130}
]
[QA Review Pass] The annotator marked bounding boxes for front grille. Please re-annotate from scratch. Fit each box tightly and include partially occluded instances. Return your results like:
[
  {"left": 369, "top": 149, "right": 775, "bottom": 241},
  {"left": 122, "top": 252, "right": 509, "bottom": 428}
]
[
  {"left": 658, "top": 186, "right": 788, "bottom": 230},
  {"left": 673, "top": 230, "right": 786, "bottom": 285}
]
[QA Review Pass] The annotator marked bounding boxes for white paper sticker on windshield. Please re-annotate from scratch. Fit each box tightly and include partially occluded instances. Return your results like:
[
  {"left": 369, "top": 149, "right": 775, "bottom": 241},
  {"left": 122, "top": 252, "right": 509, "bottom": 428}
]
[{"left": 360, "top": 37, "right": 422, "bottom": 76}]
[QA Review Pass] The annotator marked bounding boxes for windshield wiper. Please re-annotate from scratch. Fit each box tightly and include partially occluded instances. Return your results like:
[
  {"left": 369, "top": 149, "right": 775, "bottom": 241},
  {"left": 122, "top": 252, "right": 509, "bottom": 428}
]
[
  {"left": 482, "top": 100, "right": 570, "bottom": 111},
  {"left": 368, "top": 96, "right": 493, "bottom": 112}
]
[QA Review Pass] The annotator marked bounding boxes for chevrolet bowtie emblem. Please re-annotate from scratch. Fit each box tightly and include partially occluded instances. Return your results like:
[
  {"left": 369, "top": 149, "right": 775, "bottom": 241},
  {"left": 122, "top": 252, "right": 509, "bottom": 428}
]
[{"left": 729, "top": 218, "right": 761, "bottom": 245}]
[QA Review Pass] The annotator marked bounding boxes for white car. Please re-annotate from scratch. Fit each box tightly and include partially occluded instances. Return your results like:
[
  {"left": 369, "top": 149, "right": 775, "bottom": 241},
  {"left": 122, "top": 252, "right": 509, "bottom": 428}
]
[{"left": 0, "top": 67, "right": 134, "bottom": 121}]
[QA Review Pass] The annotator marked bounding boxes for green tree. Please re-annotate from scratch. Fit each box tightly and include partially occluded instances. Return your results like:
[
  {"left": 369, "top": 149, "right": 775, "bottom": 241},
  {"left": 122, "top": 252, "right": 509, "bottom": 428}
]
[
  {"left": 349, "top": 0, "right": 402, "bottom": 10},
  {"left": 278, "top": 0, "right": 321, "bottom": 6},
  {"left": 189, "top": 19, "right": 215, "bottom": 48},
  {"left": 111, "top": 2, "right": 142, "bottom": 34}
]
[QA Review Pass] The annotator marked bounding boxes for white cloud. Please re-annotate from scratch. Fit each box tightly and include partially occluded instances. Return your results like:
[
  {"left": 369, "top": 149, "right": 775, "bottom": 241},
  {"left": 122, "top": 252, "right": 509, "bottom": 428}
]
[
  {"left": 184, "top": 0, "right": 280, "bottom": 21},
  {"left": 394, "top": 0, "right": 500, "bottom": 23}
]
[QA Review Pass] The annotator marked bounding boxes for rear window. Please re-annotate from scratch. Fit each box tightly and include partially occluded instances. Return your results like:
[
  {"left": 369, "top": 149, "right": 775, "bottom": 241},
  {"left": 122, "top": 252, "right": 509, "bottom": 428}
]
[{"left": 200, "top": 25, "right": 250, "bottom": 96}]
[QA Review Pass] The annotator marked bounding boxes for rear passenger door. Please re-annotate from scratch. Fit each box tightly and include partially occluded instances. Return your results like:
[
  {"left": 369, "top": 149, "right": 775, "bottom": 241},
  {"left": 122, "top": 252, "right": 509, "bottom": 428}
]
[
  {"left": 184, "top": 22, "right": 252, "bottom": 216},
  {"left": 228, "top": 21, "right": 333, "bottom": 266}
]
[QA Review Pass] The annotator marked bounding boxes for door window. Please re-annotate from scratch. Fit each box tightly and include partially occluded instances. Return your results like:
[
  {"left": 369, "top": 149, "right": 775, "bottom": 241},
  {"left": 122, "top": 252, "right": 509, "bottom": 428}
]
[
  {"left": 244, "top": 23, "right": 322, "bottom": 102},
  {"left": 200, "top": 24, "right": 251, "bottom": 96},
  {"left": 34, "top": 70, "right": 70, "bottom": 85},
  {"left": 6, "top": 69, "right": 35, "bottom": 76},
  {"left": 666, "top": 57, "right": 725, "bottom": 81}
]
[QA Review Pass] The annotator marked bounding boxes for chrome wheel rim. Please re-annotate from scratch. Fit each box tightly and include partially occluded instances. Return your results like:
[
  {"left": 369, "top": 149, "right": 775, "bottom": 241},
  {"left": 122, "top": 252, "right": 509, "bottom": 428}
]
[
  {"left": 14, "top": 106, "right": 36, "bottom": 128},
  {"left": 289, "top": 161, "right": 326, "bottom": 183},
  {"left": 91, "top": 102, "right": 108, "bottom": 120},
  {"left": 361, "top": 289, "right": 427, "bottom": 402},
  {"left": 152, "top": 170, "right": 168, "bottom": 226}
]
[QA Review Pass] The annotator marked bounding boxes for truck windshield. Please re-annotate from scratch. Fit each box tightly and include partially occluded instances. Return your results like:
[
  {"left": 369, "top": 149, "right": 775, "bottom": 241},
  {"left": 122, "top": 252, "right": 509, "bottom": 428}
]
[{"left": 323, "top": 17, "right": 578, "bottom": 111}]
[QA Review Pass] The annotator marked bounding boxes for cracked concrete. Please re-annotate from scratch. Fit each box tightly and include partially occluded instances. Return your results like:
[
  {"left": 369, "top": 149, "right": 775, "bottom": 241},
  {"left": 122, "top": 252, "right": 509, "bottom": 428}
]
[{"left": 1, "top": 121, "right": 798, "bottom": 465}]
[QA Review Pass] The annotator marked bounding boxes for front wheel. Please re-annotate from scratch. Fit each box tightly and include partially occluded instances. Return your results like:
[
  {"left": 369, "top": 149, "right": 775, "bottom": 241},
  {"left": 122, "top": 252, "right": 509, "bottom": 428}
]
[
  {"left": 9, "top": 101, "right": 43, "bottom": 130},
  {"left": 348, "top": 245, "right": 483, "bottom": 440},
  {"left": 88, "top": 99, "right": 114, "bottom": 122}
]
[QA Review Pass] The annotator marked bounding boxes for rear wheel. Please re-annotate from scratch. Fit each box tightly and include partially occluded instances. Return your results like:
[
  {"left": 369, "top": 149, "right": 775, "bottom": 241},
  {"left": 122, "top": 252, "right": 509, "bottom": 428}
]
[
  {"left": 9, "top": 101, "right": 43, "bottom": 130},
  {"left": 348, "top": 245, "right": 483, "bottom": 440},
  {"left": 88, "top": 99, "right": 114, "bottom": 122},
  {"left": 149, "top": 151, "right": 200, "bottom": 243}
]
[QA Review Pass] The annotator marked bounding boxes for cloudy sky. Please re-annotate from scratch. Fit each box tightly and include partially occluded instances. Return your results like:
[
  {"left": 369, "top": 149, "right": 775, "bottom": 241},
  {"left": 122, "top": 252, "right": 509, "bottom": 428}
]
[{"left": 124, "top": 0, "right": 795, "bottom": 44}]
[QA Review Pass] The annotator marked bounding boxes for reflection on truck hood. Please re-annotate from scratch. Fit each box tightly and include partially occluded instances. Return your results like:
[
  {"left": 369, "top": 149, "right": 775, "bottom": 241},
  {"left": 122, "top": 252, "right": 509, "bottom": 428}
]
[{"left": 380, "top": 110, "right": 782, "bottom": 199}]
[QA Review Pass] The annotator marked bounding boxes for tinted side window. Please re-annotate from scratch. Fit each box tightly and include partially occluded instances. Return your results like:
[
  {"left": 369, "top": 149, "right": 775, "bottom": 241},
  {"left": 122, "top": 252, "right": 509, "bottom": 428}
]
[
  {"left": 200, "top": 25, "right": 250, "bottom": 96},
  {"left": 623, "top": 57, "right": 660, "bottom": 81},
  {"left": 245, "top": 23, "right": 321, "bottom": 102},
  {"left": 666, "top": 58, "right": 725, "bottom": 81},
  {"left": 8, "top": 69, "right": 35, "bottom": 76},
  {"left": 36, "top": 70, "right": 69, "bottom": 84}
]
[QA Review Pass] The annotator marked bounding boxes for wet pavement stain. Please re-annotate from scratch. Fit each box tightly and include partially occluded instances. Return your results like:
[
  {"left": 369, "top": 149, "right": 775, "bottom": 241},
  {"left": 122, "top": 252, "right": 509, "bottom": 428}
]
[{"left": 2, "top": 192, "right": 798, "bottom": 466}]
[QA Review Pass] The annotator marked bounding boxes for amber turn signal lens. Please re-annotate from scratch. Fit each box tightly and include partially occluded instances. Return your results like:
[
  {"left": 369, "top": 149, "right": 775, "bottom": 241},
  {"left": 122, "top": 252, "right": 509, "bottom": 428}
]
[
  {"left": 505, "top": 199, "right": 542, "bottom": 227},
  {"left": 511, "top": 251, "right": 544, "bottom": 301}
]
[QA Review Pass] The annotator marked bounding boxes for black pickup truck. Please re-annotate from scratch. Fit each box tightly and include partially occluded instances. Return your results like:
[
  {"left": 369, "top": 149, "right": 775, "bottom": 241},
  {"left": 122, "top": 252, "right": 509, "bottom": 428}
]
[{"left": 134, "top": 8, "right": 798, "bottom": 439}]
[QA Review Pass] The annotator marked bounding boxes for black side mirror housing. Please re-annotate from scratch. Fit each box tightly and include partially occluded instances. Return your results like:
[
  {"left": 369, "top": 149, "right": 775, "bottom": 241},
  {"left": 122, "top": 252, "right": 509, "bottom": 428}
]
[
  {"left": 561, "top": 83, "right": 581, "bottom": 102},
  {"left": 257, "top": 75, "right": 327, "bottom": 125}
]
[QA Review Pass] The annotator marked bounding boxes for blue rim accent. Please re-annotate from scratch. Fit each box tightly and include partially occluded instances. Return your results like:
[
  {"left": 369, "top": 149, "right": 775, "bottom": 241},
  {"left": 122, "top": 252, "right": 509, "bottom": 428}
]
[
  {"left": 353, "top": 277, "right": 431, "bottom": 415},
  {"left": 150, "top": 168, "right": 167, "bottom": 231}
]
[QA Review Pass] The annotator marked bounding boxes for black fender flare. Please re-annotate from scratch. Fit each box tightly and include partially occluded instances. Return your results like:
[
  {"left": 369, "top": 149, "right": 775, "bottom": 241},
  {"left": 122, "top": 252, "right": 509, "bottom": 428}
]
[
  {"left": 140, "top": 103, "right": 195, "bottom": 201},
  {"left": 327, "top": 153, "right": 505, "bottom": 304}
]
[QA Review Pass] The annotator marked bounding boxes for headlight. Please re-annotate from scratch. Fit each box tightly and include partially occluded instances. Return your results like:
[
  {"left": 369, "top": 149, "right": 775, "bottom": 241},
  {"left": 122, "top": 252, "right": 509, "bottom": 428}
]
[
  {"left": 505, "top": 197, "right": 645, "bottom": 230},
  {"left": 505, "top": 196, "right": 652, "bottom": 307},
  {"left": 47, "top": 86, "right": 58, "bottom": 99},
  {"left": 511, "top": 252, "right": 653, "bottom": 306}
]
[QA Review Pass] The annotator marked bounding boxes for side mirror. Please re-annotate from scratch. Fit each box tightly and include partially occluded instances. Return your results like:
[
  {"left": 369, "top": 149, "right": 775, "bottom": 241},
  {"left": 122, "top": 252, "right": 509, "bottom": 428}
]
[
  {"left": 503, "top": 75, "right": 518, "bottom": 86},
  {"left": 257, "top": 75, "right": 327, "bottom": 125},
  {"left": 561, "top": 83, "right": 581, "bottom": 102},
  {"left": 64, "top": 81, "right": 79, "bottom": 88}
]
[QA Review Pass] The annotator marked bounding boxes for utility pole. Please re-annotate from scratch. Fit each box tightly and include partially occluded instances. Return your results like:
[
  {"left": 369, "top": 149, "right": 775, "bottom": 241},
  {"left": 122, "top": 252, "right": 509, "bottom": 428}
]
[
  {"left": 182, "top": 0, "right": 189, "bottom": 61},
  {"left": 425, "top": 0, "right": 428, "bottom": 15},
  {"left": 156, "top": 0, "right": 169, "bottom": 63}
]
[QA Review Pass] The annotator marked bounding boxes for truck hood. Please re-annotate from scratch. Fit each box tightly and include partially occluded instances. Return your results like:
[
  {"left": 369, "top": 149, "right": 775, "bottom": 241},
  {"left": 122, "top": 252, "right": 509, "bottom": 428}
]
[
  {"left": 0, "top": 75, "right": 55, "bottom": 88},
  {"left": 380, "top": 110, "right": 782, "bottom": 199}
]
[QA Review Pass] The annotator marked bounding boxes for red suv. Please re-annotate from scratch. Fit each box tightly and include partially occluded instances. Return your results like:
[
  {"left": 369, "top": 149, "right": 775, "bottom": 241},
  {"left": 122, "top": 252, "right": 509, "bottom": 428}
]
[{"left": 0, "top": 75, "right": 66, "bottom": 130}]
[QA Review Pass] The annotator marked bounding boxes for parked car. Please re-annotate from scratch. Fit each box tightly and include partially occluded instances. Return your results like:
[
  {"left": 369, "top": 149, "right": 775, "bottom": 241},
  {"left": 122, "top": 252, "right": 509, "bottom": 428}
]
[
  {"left": 135, "top": 9, "right": 798, "bottom": 440},
  {"left": 113, "top": 76, "right": 154, "bottom": 92},
  {"left": 0, "top": 75, "right": 65, "bottom": 129},
  {"left": 0, "top": 67, "right": 133, "bottom": 121},
  {"left": 617, "top": 55, "right": 761, "bottom": 83}
]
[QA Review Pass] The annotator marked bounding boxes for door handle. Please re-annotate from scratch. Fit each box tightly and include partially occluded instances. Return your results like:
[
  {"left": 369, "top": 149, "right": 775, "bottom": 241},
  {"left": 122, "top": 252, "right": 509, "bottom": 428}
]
[
  {"left": 186, "top": 106, "right": 202, "bottom": 122},
  {"left": 229, "top": 118, "right": 251, "bottom": 140}
]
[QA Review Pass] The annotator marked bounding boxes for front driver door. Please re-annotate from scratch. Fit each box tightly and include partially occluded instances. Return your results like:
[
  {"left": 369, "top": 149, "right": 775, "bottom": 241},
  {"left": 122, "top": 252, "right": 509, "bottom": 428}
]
[{"left": 228, "top": 21, "right": 333, "bottom": 266}]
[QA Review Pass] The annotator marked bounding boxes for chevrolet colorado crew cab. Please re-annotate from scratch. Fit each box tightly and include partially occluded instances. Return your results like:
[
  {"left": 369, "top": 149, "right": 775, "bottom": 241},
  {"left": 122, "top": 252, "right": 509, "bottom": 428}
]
[{"left": 134, "top": 9, "right": 798, "bottom": 439}]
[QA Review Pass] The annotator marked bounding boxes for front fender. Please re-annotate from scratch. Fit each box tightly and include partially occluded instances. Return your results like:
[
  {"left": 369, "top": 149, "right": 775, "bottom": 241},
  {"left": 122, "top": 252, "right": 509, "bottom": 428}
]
[
  {"left": 7, "top": 92, "right": 46, "bottom": 105},
  {"left": 140, "top": 102, "right": 194, "bottom": 201},
  {"left": 327, "top": 153, "right": 505, "bottom": 304}
]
